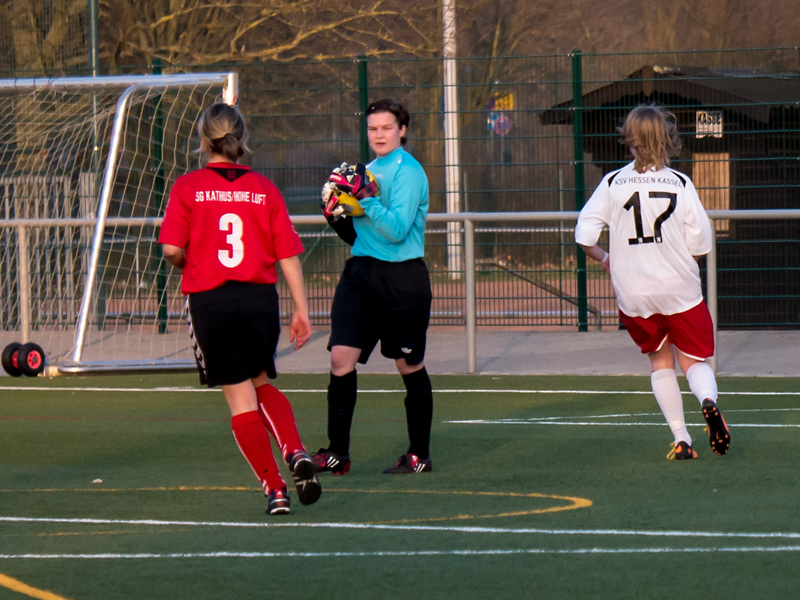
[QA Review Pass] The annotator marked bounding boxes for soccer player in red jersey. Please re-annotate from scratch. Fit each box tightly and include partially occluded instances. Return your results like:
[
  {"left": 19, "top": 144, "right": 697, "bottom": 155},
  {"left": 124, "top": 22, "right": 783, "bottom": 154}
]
[
  {"left": 575, "top": 105, "right": 731, "bottom": 460},
  {"left": 159, "top": 102, "right": 321, "bottom": 514}
]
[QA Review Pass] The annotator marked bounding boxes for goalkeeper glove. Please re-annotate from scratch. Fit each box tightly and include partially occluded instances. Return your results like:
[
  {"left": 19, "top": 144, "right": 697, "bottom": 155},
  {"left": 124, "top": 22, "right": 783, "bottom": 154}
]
[
  {"left": 321, "top": 181, "right": 344, "bottom": 222},
  {"left": 328, "top": 163, "right": 379, "bottom": 200}
]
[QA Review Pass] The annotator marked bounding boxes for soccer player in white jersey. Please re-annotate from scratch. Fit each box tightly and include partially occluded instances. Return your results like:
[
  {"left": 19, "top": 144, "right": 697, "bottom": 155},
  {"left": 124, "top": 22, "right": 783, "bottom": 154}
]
[{"left": 575, "top": 104, "right": 730, "bottom": 460}]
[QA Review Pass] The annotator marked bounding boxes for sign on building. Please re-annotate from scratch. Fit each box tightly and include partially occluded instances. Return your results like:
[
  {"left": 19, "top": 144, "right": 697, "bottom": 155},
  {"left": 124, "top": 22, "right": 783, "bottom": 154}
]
[{"left": 696, "top": 110, "right": 723, "bottom": 138}]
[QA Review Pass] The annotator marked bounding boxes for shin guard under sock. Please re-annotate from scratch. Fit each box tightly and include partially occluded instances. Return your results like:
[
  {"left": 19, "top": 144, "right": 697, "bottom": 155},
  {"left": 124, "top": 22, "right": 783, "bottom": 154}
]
[
  {"left": 327, "top": 370, "right": 357, "bottom": 456},
  {"left": 402, "top": 367, "right": 433, "bottom": 459},
  {"left": 686, "top": 361, "right": 718, "bottom": 405},
  {"left": 651, "top": 369, "right": 691, "bottom": 446},
  {"left": 256, "top": 384, "right": 304, "bottom": 461},
  {"left": 231, "top": 411, "right": 285, "bottom": 493}
]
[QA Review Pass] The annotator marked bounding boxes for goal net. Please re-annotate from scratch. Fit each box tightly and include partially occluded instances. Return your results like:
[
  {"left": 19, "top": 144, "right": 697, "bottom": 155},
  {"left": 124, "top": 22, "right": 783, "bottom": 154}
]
[{"left": 0, "top": 73, "right": 238, "bottom": 374}]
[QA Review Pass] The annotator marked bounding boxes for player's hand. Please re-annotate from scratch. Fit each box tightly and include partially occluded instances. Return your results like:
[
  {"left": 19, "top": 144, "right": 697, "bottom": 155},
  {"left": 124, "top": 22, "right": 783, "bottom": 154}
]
[
  {"left": 321, "top": 181, "right": 344, "bottom": 222},
  {"left": 289, "top": 310, "right": 311, "bottom": 350},
  {"left": 328, "top": 163, "right": 376, "bottom": 200},
  {"left": 328, "top": 162, "right": 359, "bottom": 197},
  {"left": 601, "top": 255, "right": 611, "bottom": 274}
]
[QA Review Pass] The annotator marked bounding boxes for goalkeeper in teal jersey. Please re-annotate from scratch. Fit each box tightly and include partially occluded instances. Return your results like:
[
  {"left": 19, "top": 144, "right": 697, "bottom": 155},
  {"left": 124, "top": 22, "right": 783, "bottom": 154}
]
[{"left": 315, "top": 99, "right": 434, "bottom": 475}]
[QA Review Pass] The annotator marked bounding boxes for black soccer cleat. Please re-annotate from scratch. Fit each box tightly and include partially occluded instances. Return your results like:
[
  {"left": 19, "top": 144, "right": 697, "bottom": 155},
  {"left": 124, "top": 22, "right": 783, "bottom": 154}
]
[
  {"left": 383, "top": 452, "right": 432, "bottom": 474},
  {"left": 667, "top": 440, "right": 698, "bottom": 460},
  {"left": 288, "top": 451, "right": 322, "bottom": 506},
  {"left": 702, "top": 399, "right": 731, "bottom": 456},
  {"left": 267, "top": 487, "right": 291, "bottom": 516},
  {"left": 310, "top": 448, "right": 351, "bottom": 475}
]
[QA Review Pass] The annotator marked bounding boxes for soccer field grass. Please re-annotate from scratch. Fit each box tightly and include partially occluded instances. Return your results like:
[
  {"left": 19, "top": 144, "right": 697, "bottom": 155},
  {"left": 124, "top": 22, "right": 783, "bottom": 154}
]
[{"left": 1, "top": 373, "right": 799, "bottom": 599}]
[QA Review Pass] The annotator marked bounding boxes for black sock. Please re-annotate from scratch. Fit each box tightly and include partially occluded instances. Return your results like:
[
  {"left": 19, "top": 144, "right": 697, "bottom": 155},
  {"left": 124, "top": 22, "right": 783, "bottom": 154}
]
[
  {"left": 402, "top": 367, "right": 433, "bottom": 459},
  {"left": 327, "top": 370, "right": 357, "bottom": 456}
]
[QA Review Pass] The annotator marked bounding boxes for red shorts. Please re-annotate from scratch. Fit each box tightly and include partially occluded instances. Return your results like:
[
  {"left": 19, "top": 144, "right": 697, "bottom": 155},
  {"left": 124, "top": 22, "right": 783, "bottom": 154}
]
[{"left": 619, "top": 301, "right": 714, "bottom": 360}]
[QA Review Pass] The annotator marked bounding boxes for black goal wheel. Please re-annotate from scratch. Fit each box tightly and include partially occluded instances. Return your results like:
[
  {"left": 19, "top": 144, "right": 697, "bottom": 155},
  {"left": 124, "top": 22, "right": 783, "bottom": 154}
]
[
  {"left": 18, "top": 343, "right": 45, "bottom": 377},
  {"left": 1, "top": 342, "right": 23, "bottom": 377}
]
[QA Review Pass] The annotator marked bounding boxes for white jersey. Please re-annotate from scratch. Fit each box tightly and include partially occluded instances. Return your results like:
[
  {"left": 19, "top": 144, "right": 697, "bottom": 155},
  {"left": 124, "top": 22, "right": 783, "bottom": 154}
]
[{"left": 575, "top": 162, "right": 713, "bottom": 318}]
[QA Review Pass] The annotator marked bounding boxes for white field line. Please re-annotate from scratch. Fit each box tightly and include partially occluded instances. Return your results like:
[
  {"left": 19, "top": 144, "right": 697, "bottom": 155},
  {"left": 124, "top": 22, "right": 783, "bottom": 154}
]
[
  {"left": 448, "top": 406, "right": 800, "bottom": 426},
  {"left": 2, "top": 546, "right": 800, "bottom": 559},
  {"left": 1, "top": 386, "right": 799, "bottom": 397},
  {"left": 2, "top": 516, "right": 800, "bottom": 540},
  {"left": 492, "top": 408, "right": 800, "bottom": 421},
  {"left": 449, "top": 420, "right": 800, "bottom": 427},
  {"left": 4, "top": 385, "right": 797, "bottom": 426}
]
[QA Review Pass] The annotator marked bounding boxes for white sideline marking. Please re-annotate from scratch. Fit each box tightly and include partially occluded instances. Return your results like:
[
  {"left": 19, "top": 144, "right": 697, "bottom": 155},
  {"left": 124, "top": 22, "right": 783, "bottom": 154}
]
[
  {"left": 1, "top": 386, "right": 799, "bottom": 397},
  {"left": 449, "top": 420, "right": 800, "bottom": 428},
  {"left": 450, "top": 406, "right": 800, "bottom": 426},
  {"left": 2, "top": 546, "right": 800, "bottom": 559},
  {"left": 499, "top": 408, "right": 800, "bottom": 421},
  {"left": 2, "top": 516, "right": 800, "bottom": 540}
]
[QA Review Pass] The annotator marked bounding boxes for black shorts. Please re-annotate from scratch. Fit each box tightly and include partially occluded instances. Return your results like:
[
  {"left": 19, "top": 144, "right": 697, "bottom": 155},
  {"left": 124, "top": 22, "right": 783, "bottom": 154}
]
[
  {"left": 328, "top": 256, "right": 432, "bottom": 366},
  {"left": 187, "top": 282, "right": 280, "bottom": 387}
]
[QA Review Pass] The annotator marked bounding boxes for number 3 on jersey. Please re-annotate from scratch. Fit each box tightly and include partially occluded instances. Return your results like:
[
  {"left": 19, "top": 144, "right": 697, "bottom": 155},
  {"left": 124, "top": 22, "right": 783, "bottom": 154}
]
[
  {"left": 218, "top": 213, "right": 244, "bottom": 268},
  {"left": 624, "top": 191, "right": 677, "bottom": 245}
]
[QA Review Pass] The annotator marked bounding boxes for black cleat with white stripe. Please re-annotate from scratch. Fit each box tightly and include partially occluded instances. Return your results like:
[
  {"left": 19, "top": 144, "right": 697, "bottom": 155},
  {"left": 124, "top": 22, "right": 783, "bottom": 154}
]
[
  {"left": 383, "top": 452, "right": 432, "bottom": 474},
  {"left": 310, "top": 448, "right": 351, "bottom": 475},
  {"left": 288, "top": 451, "right": 323, "bottom": 506}
]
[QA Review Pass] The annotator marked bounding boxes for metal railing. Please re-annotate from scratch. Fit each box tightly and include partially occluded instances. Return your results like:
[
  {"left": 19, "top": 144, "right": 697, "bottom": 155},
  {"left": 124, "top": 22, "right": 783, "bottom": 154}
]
[
  {"left": 3, "top": 209, "right": 796, "bottom": 373},
  {"left": 297, "top": 209, "right": 800, "bottom": 372}
]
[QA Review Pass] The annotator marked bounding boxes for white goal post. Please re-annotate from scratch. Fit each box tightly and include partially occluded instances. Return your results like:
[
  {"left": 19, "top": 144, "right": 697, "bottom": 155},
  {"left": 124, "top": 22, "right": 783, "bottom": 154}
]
[{"left": 0, "top": 72, "right": 238, "bottom": 374}]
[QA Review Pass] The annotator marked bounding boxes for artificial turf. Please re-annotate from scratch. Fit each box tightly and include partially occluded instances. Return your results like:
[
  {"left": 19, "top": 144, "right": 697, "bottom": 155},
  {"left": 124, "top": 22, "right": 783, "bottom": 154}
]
[{"left": 0, "top": 373, "right": 799, "bottom": 599}]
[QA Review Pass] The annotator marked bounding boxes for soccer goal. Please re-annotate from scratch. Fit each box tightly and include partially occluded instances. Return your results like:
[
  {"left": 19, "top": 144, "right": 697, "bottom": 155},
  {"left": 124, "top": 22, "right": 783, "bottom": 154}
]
[{"left": 0, "top": 72, "right": 238, "bottom": 375}]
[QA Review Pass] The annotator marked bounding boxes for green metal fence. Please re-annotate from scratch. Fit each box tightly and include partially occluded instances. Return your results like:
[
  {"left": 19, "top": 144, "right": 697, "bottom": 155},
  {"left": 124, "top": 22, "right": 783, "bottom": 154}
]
[
  {"left": 2, "top": 48, "right": 800, "bottom": 330},
  {"left": 220, "top": 49, "right": 799, "bottom": 328}
]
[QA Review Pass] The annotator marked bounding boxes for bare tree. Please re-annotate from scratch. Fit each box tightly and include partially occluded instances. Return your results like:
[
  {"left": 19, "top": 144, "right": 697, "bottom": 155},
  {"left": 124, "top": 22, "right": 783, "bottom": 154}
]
[
  {"left": 1, "top": 0, "right": 87, "bottom": 73},
  {"left": 100, "top": 0, "right": 442, "bottom": 67}
]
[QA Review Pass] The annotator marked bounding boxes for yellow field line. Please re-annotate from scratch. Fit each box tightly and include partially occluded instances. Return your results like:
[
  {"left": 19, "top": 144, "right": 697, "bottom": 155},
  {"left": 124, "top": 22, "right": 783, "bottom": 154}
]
[
  {"left": 0, "top": 572, "right": 71, "bottom": 600},
  {"left": 0, "top": 486, "right": 592, "bottom": 525},
  {"left": 2, "top": 528, "right": 186, "bottom": 539},
  {"left": 1, "top": 486, "right": 586, "bottom": 499},
  {"left": 346, "top": 489, "right": 593, "bottom": 524},
  {"left": 0, "top": 486, "right": 253, "bottom": 493}
]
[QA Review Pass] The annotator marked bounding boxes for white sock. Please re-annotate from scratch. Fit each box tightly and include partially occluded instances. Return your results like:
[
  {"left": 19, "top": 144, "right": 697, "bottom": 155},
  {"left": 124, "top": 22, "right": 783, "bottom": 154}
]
[
  {"left": 651, "top": 368, "right": 691, "bottom": 446},
  {"left": 686, "top": 361, "right": 718, "bottom": 406}
]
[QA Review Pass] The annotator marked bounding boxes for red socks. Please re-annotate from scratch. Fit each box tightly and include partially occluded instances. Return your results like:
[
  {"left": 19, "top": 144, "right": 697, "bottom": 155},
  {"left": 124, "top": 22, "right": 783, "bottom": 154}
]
[
  {"left": 231, "top": 411, "right": 285, "bottom": 493},
  {"left": 230, "top": 386, "right": 305, "bottom": 493},
  {"left": 256, "top": 384, "right": 304, "bottom": 460}
]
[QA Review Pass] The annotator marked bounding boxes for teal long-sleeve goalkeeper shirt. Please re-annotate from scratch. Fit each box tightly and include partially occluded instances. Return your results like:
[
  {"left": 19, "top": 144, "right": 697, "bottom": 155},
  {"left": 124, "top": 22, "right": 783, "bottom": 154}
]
[{"left": 351, "top": 146, "right": 429, "bottom": 262}]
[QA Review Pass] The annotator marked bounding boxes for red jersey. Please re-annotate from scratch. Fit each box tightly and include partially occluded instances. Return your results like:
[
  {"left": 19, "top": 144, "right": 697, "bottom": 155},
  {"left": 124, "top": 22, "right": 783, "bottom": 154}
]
[{"left": 159, "top": 162, "right": 303, "bottom": 294}]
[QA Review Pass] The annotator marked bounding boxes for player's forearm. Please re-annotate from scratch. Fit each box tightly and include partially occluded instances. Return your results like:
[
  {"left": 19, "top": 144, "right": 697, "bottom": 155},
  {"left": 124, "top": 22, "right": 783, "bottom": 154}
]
[
  {"left": 278, "top": 255, "right": 309, "bottom": 314},
  {"left": 162, "top": 244, "right": 186, "bottom": 269},
  {"left": 580, "top": 244, "right": 609, "bottom": 264},
  {"left": 360, "top": 196, "right": 413, "bottom": 243}
]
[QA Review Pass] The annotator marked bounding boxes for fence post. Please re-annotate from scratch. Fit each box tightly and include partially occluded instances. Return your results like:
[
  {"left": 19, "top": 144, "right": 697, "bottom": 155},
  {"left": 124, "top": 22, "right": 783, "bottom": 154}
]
[
  {"left": 17, "top": 225, "right": 30, "bottom": 344},
  {"left": 153, "top": 58, "right": 169, "bottom": 334},
  {"left": 464, "top": 217, "right": 476, "bottom": 373},
  {"left": 357, "top": 56, "right": 369, "bottom": 163},
  {"left": 442, "top": 3, "right": 463, "bottom": 281},
  {"left": 707, "top": 220, "right": 718, "bottom": 373},
  {"left": 572, "top": 51, "right": 588, "bottom": 332}
]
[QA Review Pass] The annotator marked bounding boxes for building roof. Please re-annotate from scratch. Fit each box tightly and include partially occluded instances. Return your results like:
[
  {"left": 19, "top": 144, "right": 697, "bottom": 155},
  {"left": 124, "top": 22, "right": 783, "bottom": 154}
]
[{"left": 540, "top": 65, "right": 800, "bottom": 125}]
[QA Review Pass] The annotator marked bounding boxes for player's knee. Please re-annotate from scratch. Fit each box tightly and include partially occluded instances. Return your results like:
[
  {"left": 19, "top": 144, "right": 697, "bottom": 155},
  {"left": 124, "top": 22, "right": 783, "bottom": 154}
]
[
  {"left": 647, "top": 341, "right": 675, "bottom": 370},
  {"left": 330, "top": 347, "right": 359, "bottom": 376},
  {"left": 250, "top": 371, "right": 270, "bottom": 388},
  {"left": 396, "top": 358, "right": 425, "bottom": 376}
]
